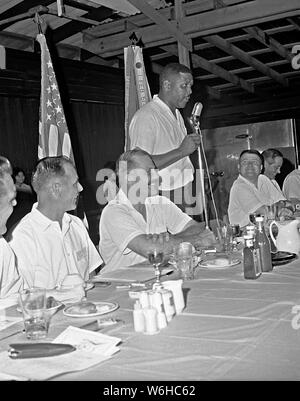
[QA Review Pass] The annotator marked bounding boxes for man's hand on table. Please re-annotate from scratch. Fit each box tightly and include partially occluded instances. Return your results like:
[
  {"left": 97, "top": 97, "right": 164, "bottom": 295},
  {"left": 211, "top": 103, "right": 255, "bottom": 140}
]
[{"left": 194, "top": 228, "right": 217, "bottom": 249}]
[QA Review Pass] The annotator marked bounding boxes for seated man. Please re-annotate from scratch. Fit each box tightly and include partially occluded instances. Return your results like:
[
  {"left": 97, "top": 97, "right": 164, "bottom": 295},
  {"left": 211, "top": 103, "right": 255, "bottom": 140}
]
[
  {"left": 99, "top": 149, "right": 216, "bottom": 273},
  {"left": 228, "top": 149, "right": 292, "bottom": 228},
  {"left": 9, "top": 156, "right": 102, "bottom": 289},
  {"left": 0, "top": 156, "right": 13, "bottom": 175},
  {"left": 261, "top": 148, "right": 284, "bottom": 193},
  {"left": 0, "top": 168, "right": 23, "bottom": 298},
  {"left": 283, "top": 167, "right": 300, "bottom": 200}
]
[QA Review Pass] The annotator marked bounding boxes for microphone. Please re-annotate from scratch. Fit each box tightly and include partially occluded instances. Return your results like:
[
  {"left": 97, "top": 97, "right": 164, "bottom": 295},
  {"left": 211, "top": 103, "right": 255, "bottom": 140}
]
[{"left": 189, "top": 102, "right": 203, "bottom": 128}]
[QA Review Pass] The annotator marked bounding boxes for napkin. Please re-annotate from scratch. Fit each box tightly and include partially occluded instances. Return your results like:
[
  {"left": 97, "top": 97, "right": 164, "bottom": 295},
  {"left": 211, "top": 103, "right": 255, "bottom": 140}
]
[
  {"left": 93, "top": 264, "right": 173, "bottom": 283},
  {"left": 0, "top": 326, "right": 121, "bottom": 381}
]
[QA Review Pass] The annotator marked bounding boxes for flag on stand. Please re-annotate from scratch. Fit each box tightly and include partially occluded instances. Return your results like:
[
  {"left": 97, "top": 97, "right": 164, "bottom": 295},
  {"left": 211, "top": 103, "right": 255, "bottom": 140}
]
[
  {"left": 36, "top": 33, "right": 74, "bottom": 162},
  {"left": 124, "top": 45, "right": 152, "bottom": 151},
  {"left": 36, "top": 33, "right": 88, "bottom": 228}
]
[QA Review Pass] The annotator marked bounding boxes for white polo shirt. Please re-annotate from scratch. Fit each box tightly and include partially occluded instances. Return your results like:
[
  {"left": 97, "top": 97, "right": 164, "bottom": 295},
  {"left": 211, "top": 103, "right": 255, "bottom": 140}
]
[
  {"left": 99, "top": 189, "right": 192, "bottom": 273},
  {"left": 9, "top": 204, "right": 102, "bottom": 289},
  {"left": 129, "top": 95, "right": 194, "bottom": 191},
  {"left": 0, "top": 238, "right": 23, "bottom": 299},
  {"left": 228, "top": 174, "right": 285, "bottom": 227},
  {"left": 283, "top": 169, "right": 300, "bottom": 199}
]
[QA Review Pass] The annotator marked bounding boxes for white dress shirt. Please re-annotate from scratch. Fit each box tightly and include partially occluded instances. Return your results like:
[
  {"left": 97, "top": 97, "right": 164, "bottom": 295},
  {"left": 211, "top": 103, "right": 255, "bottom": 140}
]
[
  {"left": 129, "top": 95, "right": 194, "bottom": 191},
  {"left": 9, "top": 204, "right": 102, "bottom": 289},
  {"left": 99, "top": 189, "right": 192, "bottom": 273},
  {"left": 228, "top": 174, "right": 285, "bottom": 227}
]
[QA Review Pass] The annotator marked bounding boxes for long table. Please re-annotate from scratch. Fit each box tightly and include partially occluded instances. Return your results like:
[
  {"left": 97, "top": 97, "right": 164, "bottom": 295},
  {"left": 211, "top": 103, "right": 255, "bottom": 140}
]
[{"left": 1, "top": 257, "right": 300, "bottom": 381}]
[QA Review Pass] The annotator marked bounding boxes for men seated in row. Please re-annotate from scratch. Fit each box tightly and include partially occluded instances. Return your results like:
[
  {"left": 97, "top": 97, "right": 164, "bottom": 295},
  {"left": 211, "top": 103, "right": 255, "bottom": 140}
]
[
  {"left": 99, "top": 149, "right": 216, "bottom": 273},
  {"left": 228, "top": 149, "right": 293, "bottom": 228},
  {"left": 262, "top": 147, "right": 300, "bottom": 203},
  {"left": 0, "top": 168, "right": 23, "bottom": 298},
  {"left": 9, "top": 156, "right": 102, "bottom": 290},
  {"left": 283, "top": 167, "right": 300, "bottom": 200},
  {"left": 262, "top": 148, "right": 284, "bottom": 192}
]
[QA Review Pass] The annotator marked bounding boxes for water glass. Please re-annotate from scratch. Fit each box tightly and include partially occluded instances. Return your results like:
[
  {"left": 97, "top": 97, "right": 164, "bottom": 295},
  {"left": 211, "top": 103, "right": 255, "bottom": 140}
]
[
  {"left": 174, "top": 242, "right": 194, "bottom": 280},
  {"left": 19, "top": 288, "right": 49, "bottom": 340}
]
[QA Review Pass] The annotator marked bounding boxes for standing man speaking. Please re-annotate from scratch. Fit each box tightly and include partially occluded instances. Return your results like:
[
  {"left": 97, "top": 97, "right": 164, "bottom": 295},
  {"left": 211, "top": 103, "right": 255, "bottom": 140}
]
[{"left": 129, "top": 63, "right": 200, "bottom": 214}]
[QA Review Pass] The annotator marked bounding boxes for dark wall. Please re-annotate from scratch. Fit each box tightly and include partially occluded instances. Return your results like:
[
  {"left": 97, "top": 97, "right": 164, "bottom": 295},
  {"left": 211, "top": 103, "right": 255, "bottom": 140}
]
[{"left": 0, "top": 49, "right": 126, "bottom": 244}]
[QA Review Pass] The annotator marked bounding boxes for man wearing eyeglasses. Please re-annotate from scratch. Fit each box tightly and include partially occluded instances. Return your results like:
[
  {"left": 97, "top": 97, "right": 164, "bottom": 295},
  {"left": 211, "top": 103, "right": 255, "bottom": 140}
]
[{"left": 228, "top": 150, "right": 292, "bottom": 227}]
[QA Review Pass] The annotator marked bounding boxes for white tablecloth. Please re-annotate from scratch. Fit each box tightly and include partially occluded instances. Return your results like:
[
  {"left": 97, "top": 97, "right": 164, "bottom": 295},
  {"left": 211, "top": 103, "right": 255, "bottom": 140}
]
[{"left": 1, "top": 258, "right": 300, "bottom": 381}]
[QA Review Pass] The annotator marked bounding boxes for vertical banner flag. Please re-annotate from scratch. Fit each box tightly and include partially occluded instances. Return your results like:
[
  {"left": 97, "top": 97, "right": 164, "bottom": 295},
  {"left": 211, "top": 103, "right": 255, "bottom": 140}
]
[
  {"left": 124, "top": 46, "right": 152, "bottom": 151},
  {"left": 36, "top": 33, "right": 74, "bottom": 162},
  {"left": 36, "top": 33, "right": 88, "bottom": 227}
]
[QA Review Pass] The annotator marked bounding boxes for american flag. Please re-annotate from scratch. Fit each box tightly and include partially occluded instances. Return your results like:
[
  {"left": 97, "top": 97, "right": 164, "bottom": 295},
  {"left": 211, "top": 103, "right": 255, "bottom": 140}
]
[
  {"left": 36, "top": 33, "right": 88, "bottom": 228},
  {"left": 36, "top": 33, "right": 74, "bottom": 163}
]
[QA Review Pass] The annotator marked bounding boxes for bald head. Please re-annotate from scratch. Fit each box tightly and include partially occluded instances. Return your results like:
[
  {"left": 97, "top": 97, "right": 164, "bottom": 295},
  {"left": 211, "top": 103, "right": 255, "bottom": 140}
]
[
  {"left": 0, "top": 171, "right": 16, "bottom": 235},
  {"left": 0, "top": 156, "right": 12, "bottom": 175}
]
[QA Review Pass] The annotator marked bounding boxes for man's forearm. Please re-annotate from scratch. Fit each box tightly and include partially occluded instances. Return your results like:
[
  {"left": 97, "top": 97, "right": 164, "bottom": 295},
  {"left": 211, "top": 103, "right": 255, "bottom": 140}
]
[{"left": 151, "top": 148, "right": 183, "bottom": 170}]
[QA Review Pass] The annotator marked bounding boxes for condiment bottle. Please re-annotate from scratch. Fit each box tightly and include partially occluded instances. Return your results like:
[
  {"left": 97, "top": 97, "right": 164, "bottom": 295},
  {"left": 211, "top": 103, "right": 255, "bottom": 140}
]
[
  {"left": 143, "top": 307, "right": 159, "bottom": 335},
  {"left": 149, "top": 290, "right": 168, "bottom": 329},
  {"left": 133, "top": 301, "right": 145, "bottom": 332},
  {"left": 157, "top": 288, "right": 176, "bottom": 322},
  {"left": 243, "top": 235, "right": 262, "bottom": 279},
  {"left": 255, "top": 216, "right": 273, "bottom": 272}
]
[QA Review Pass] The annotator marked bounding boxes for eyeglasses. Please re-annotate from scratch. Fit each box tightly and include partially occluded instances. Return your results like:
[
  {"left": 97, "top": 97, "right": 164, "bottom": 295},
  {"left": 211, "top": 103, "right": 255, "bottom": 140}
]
[{"left": 240, "top": 160, "right": 261, "bottom": 167}]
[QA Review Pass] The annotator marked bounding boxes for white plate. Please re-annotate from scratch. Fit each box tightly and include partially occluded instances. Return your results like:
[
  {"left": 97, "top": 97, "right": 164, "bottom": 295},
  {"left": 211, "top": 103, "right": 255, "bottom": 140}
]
[
  {"left": 63, "top": 301, "right": 119, "bottom": 318},
  {"left": 198, "top": 258, "right": 241, "bottom": 269}
]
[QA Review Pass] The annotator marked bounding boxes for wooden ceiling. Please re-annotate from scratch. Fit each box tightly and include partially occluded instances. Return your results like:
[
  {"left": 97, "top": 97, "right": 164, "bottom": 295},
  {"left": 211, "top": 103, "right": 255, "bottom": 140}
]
[{"left": 0, "top": 0, "right": 300, "bottom": 127}]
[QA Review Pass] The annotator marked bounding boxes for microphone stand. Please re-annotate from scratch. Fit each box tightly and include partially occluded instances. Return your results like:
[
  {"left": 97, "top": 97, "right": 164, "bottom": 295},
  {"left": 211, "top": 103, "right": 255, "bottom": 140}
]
[{"left": 193, "top": 121, "right": 209, "bottom": 230}]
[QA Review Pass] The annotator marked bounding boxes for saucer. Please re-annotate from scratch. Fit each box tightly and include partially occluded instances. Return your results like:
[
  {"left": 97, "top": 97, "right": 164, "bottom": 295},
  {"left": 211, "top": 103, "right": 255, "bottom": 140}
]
[
  {"left": 271, "top": 251, "right": 297, "bottom": 266},
  {"left": 198, "top": 257, "right": 241, "bottom": 269},
  {"left": 63, "top": 301, "right": 119, "bottom": 318}
]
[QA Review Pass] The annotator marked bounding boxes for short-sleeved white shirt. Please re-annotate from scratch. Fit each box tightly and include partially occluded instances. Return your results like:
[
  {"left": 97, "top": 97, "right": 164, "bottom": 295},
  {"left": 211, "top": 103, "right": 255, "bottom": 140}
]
[
  {"left": 228, "top": 174, "right": 285, "bottom": 227},
  {"left": 99, "top": 189, "right": 192, "bottom": 273},
  {"left": 283, "top": 169, "right": 300, "bottom": 199},
  {"left": 0, "top": 238, "right": 23, "bottom": 299},
  {"left": 9, "top": 204, "right": 102, "bottom": 289},
  {"left": 129, "top": 95, "right": 194, "bottom": 191}
]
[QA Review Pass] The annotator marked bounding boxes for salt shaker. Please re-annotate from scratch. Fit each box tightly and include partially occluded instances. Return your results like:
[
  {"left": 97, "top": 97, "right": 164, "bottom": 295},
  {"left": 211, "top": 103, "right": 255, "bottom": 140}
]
[
  {"left": 158, "top": 288, "right": 176, "bottom": 322},
  {"left": 163, "top": 279, "right": 185, "bottom": 314},
  {"left": 133, "top": 301, "right": 145, "bottom": 332},
  {"left": 149, "top": 290, "right": 167, "bottom": 329},
  {"left": 139, "top": 290, "right": 150, "bottom": 308},
  {"left": 143, "top": 307, "right": 159, "bottom": 335}
]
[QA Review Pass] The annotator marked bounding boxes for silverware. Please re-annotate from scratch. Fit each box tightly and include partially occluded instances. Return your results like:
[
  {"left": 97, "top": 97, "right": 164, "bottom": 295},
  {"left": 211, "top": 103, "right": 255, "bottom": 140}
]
[
  {"left": 80, "top": 318, "right": 123, "bottom": 331},
  {"left": 0, "top": 329, "right": 25, "bottom": 342}
]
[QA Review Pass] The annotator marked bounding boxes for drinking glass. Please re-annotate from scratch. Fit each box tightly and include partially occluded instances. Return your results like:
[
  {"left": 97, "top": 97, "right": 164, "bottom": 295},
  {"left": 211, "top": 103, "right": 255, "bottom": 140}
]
[
  {"left": 19, "top": 288, "right": 49, "bottom": 340},
  {"left": 148, "top": 249, "right": 164, "bottom": 289},
  {"left": 174, "top": 242, "right": 194, "bottom": 280}
]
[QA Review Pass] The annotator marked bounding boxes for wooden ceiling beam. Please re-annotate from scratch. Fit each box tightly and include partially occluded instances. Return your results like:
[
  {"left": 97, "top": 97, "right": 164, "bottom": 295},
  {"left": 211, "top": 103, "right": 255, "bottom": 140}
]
[
  {"left": 287, "top": 17, "right": 300, "bottom": 30},
  {"left": 126, "top": 0, "right": 192, "bottom": 51},
  {"left": 203, "top": 34, "right": 289, "bottom": 87},
  {"left": 51, "top": 6, "right": 114, "bottom": 43},
  {"left": 0, "top": 30, "right": 113, "bottom": 63},
  {"left": 244, "top": 26, "right": 293, "bottom": 62},
  {"left": 160, "top": 43, "right": 255, "bottom": 95},
  {"left": 83, "top": 0, "right": 300, "bottom": 57},
  {"left": 64, "top": 0, "right": 99, "bottom": 12},
  {"left": 83, "top": 0, "right": 248, "bottom": 38}
]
